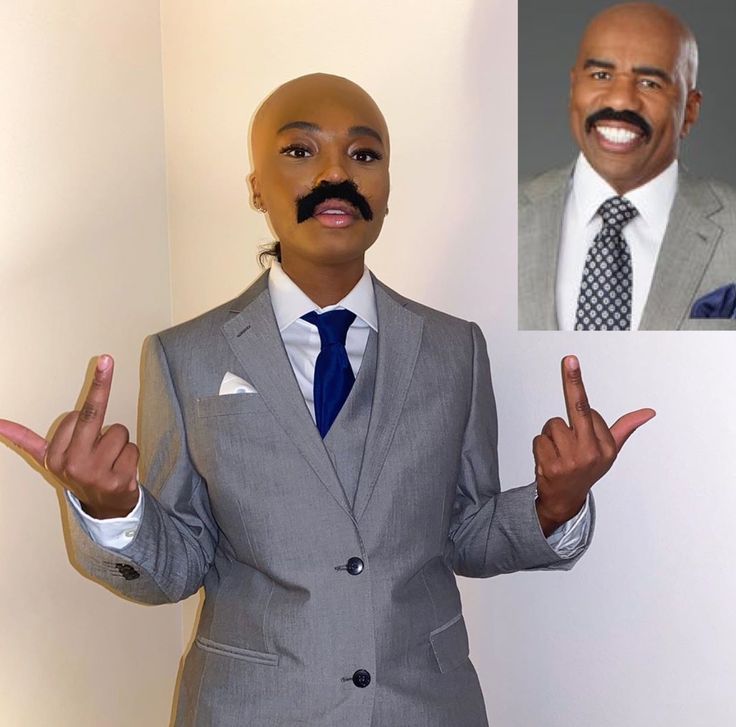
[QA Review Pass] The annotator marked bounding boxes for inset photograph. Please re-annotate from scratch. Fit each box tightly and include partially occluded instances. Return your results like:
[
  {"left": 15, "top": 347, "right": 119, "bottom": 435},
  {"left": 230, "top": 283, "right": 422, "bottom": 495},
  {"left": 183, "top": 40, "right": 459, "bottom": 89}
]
[{"left": 519, "top": 0, "right": 736, "bottom": 330}]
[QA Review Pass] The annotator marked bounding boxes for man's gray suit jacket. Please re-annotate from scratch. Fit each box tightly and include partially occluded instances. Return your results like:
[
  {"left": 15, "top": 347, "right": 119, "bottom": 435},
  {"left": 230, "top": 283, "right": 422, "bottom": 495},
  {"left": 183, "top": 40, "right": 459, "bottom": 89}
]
[
  {"left": 519, "top": 165, "right": 736, "bottom": 330},
  {"left": 67, "top": 272, "right": 591, "bottom": 726}
]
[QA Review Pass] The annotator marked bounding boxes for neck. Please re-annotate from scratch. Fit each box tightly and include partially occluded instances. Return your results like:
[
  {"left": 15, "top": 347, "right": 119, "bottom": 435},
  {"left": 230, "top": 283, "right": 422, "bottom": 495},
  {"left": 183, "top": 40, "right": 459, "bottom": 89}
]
[
  {"left": 280, "top": 256, "right": 365, "bottom": 308},
  {"left": 596, "top": 159, "right": 677, "bottom": 197}
]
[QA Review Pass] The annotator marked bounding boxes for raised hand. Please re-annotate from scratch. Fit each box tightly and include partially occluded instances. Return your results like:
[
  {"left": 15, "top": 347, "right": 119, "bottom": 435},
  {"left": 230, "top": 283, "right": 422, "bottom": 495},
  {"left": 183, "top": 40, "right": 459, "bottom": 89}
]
[
  {"left": 0, "top": 355, "right": 139, "bottom": 519},
  {"left": 533, "top": 355, "right": 655, "bottom": 536}
]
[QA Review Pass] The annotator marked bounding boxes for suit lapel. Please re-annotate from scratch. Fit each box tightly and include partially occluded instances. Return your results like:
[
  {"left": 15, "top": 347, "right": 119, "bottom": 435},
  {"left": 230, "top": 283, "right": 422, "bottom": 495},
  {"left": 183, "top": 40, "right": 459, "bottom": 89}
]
[
  {"left": 221, "top": 274, "right": 351, "bottom": 516},
  {"left": 639, "top": 171, "right": 724, "bottom": 330},
  {"left": 519, "top": 167, "right": 572, "bottom": 329},
  {"left": 353, "top": 278, "right": 424, "bottom": 522}
]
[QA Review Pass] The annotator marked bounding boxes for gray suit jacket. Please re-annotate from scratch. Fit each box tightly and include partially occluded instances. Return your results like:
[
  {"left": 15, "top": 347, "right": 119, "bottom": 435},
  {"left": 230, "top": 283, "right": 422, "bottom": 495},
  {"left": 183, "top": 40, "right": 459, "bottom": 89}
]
[
  {"left": 519, "top": 165, "right": 736, "bottom": 330},
  {"left": 67, "top": 272, "right": 591, "bottom": 726}
]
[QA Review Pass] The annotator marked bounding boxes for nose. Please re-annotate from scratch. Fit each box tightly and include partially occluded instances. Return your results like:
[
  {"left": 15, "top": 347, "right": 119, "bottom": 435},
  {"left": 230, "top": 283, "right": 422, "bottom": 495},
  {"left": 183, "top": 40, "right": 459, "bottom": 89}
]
[
  {"left": 313, "top": 147, "right": 350, "bottom": 186},
  {"left": 603, "top": 75, "right": 642, "bottom": 112}
]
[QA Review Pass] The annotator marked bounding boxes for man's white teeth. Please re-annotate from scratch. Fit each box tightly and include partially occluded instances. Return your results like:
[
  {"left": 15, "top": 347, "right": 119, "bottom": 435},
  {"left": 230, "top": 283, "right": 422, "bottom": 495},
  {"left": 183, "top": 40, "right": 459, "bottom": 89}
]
[
  {"left": 322, "top": 209, "right": 347, "bottom": 215},
  {"left": 596, "top": 125, "right": 639, "bottom": 144}
]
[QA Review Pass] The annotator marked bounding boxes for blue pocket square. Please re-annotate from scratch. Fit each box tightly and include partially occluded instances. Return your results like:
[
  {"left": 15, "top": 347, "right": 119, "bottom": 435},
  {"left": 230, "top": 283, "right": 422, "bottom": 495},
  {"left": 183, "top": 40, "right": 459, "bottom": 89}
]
[{"left": 690, "top": 283, "right": 736, "bottom": 319}]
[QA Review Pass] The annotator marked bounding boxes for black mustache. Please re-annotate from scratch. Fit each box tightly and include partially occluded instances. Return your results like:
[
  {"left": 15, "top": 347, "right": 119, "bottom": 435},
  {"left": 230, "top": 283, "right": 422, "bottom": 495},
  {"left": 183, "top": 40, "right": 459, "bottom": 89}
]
[
  {"left": 296, "top": 180, "right": 373, "bottom": 223},
  {"left": 585, "top": 108, "right": 652, "bottom": 138}
]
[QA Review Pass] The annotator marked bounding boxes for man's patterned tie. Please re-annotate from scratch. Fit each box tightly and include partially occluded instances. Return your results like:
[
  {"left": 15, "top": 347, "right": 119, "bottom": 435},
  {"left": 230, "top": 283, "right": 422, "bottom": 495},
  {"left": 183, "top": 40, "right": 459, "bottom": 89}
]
[{"left": 575, "top": 196, "right": 638, "bottom": 331}]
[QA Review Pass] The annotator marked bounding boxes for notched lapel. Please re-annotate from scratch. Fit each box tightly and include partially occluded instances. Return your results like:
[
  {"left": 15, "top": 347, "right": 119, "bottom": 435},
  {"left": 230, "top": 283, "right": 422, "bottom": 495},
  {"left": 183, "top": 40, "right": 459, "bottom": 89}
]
[
  {"left": 221, "top": 281, "right": 351, "bottom": 516},
  {"left": 519, "top": 167, "right": 572, "bottom": 329},
  {"left": 353, "top": 280, "right": 424, "bottom": 522},
  {"left": 640, "top": 173, "right": 724, "bottom": 330}
]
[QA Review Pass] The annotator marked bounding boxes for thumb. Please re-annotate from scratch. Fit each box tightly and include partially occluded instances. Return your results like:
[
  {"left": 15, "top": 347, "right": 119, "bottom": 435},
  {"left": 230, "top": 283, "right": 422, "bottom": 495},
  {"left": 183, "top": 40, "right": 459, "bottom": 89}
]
[
  {"left": 0, "top": 419, "right": 48, "bottom": 466},
  {"left": 610, "top": 408, "right": 656, "bottom": 451}
]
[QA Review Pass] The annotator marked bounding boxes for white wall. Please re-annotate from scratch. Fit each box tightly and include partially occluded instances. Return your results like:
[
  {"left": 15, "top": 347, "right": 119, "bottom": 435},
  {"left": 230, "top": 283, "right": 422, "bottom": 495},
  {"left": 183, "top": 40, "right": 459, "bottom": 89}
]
[
  {"left": 160, "top": 1, "right": 736, "bottom": 725},
  {"left": 0, "top": 3, "right": 180, "bottom": 725}
]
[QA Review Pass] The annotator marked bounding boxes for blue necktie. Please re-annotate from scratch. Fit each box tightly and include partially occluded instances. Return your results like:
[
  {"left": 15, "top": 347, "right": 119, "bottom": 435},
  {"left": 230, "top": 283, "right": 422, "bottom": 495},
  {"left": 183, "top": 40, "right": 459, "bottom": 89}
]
[{"left": 301, "top": 309, "right": 357, "bottom": 438}]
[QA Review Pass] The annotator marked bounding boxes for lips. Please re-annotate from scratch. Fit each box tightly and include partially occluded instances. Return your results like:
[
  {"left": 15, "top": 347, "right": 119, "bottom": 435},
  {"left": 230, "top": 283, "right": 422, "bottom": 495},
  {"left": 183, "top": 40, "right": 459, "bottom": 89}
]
[
  {"left": 312, "top": 198, "right": 359, "bottom": 228},
  {"left": 592, "top": 121, "right": 646, "bottom": 153}
]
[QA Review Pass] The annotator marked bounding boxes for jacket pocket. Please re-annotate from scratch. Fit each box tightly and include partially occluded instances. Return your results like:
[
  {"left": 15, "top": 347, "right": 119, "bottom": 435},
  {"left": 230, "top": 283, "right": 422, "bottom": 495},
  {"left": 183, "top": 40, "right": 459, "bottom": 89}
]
[
  {"left": 194, "top": 636, "right": 279, "bottom": 666},
  {"left": 195, "top": 393, "right": 268, "bottom": 418},
  {"left": 429, "top": 613, "right": 469, "bottom": 674}
]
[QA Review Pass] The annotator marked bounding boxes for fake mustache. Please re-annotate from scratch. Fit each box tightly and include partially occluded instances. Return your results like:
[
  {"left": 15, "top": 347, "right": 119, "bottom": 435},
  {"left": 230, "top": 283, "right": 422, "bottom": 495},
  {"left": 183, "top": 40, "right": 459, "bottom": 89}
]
[
  {"left": 296, "top": 180, "right": 374, "bottom": 224},
  {"left": 585, "top": 108, "right": 652, "bottom": 139}
]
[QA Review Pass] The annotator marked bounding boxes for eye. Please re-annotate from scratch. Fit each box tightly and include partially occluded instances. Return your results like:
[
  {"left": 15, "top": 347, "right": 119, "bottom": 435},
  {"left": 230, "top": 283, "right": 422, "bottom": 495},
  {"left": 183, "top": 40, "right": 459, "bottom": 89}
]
[
  {"left": 591, "top": 70, "right": 611, "bottom": 81},
  {"left": 280, "top": 144, "right": 312, "bottom": 159},
  {"left": 639, "top": 78, "right": 661, "bottom": 90},
  {"left": 351, "top": 148, "right": 383, "bottom": 163}
]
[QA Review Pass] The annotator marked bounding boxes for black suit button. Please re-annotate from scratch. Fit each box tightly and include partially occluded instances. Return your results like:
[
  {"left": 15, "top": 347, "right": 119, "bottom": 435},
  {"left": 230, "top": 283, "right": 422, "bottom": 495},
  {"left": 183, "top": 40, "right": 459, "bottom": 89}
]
[
  {"left": 352, "top": 669, "right": 371, "bottom": 688},
  {"left": 346, "top": 557, "right": 364, "bottom": 576},
  {"left": 115, "top": 563, "right": 140, "bottom": 581}
]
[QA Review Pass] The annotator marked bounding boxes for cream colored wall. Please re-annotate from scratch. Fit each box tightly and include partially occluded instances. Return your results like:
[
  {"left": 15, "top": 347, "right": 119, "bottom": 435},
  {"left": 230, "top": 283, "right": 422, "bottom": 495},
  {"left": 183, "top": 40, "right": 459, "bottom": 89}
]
[
  {"left": 159, "top": 0, "right": 497, "bottom": 323},
  {"left": 0, "top": 3, "right": 180, "bottom": 725}
]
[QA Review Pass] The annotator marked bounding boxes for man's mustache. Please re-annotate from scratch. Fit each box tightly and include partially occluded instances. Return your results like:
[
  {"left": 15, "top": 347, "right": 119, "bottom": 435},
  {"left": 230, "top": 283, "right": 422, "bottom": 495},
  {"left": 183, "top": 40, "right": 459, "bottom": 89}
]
[
  {"left": 585, "top": 108, "right": 652, "bottom": 139},
  {"left": 296, "top": 180, "right": 374, "bottom": 224}
]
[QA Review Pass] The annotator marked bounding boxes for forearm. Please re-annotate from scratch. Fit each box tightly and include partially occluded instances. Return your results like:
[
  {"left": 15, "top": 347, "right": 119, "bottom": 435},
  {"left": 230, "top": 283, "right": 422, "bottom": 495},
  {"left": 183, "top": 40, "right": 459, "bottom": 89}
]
[{"left": 67, "top": 481, "right": 216, "bottom": 604}]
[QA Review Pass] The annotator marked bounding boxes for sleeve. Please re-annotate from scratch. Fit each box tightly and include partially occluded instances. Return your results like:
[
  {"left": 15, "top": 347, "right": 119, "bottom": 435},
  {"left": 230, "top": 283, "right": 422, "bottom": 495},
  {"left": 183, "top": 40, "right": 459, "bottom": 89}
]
[
  {"left": 67, "top": 488, "right": 143, "bottom": 550},
  {"left": 449, "top": 323, "right": 594, "bottom": 577},
  {"left": 65, "top": 334, "right": 219, "bottom": 604},
  {"left": 544, "top": 494, "right": 592, "bottom": 560}
]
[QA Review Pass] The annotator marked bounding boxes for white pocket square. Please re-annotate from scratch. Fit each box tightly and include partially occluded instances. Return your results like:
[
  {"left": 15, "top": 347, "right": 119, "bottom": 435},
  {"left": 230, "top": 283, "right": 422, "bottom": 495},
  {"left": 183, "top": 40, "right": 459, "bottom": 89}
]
[{"left": 219, "top": 372, "right": 258, "bottom": 395}]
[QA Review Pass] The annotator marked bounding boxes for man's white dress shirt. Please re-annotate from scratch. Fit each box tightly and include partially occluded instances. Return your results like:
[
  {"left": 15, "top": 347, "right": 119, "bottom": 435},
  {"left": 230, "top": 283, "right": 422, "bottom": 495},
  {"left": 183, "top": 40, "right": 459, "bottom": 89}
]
[
  {"left": 557, "top": 153, "right": 679, "bottom": 331},
  {"left": 70, "top": 261, "right": 590, "bottom": 556}
]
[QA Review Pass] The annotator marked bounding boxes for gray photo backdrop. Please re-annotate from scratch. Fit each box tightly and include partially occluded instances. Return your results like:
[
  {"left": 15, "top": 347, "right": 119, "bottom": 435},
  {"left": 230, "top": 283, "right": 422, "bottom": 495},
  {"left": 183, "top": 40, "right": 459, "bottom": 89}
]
[{"left": 519, "top": 0, "right": 736, "bottom": 185}]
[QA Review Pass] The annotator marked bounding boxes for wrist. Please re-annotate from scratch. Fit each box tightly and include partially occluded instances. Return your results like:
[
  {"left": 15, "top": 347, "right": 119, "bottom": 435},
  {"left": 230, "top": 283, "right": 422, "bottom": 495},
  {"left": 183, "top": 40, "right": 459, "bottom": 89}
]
[
  {"left": 79, "top": 491, "right": 139, "bottom": 520},
  {"left": 535, "top": 494, "right": 585, "bottom": 537},
  {"left": 535, "top": 500, "right": 563, "bottom": 537}
]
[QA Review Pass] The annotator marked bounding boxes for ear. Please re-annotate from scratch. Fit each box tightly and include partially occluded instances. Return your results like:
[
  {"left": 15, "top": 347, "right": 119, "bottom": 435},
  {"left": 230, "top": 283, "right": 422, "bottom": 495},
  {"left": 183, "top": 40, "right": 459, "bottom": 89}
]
[
  {"left": 681, "top": 88, "right": 702, "bottom": 138},
  {"left": 568, "top": 68, "right": 576, "bottom": 103},
  {"left": 248, "top": 171, "right": 264, "bottom": 211}
]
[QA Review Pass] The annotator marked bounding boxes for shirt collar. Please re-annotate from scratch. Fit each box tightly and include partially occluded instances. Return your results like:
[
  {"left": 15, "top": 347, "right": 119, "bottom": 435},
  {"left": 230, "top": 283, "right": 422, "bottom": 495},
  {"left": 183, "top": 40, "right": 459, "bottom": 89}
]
[
  {"left": 268, "top": 260, "right": 378, "bottom": 332},
  {"left": 571, "top": 152, "right": 678, "bottom": 238}
]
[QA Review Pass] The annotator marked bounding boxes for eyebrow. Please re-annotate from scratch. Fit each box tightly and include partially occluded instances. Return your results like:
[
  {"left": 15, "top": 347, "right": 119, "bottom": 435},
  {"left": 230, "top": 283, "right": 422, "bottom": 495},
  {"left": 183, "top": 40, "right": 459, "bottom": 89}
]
[
  {"left": 583, "top": 58, "right": 672, "bottom": 84},
  {"left": 583, "top": 58, "right": 614, "bottom": 71},
  {"left": 276, "top": 120, "right": 384, "bottom": 144},
  {"left": 349, "top": 125, "right": 384, "bottom": 144},
  {"left": 632, "top": 65, "right": 673, "bottom": 84}
]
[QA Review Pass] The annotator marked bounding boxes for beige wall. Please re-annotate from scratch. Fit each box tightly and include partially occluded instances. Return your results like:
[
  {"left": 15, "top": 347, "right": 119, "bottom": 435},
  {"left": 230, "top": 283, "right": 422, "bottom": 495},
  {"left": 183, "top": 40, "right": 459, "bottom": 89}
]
[
  {"left": 159, "top": 0, "right": 503, "bottom": 323},
  {"left": 0, "top": 3, "right": 180, "bottom": 725}
]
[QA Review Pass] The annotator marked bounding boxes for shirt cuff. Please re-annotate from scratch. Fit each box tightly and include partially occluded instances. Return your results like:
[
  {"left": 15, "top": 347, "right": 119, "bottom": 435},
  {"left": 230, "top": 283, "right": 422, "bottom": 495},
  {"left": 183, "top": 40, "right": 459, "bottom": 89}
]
[
  {"left": 543, "top": 494, "right": 592, "bottom": 560},
  {"left": 66, "top": 487, "right": 143, "bottom": 550}
]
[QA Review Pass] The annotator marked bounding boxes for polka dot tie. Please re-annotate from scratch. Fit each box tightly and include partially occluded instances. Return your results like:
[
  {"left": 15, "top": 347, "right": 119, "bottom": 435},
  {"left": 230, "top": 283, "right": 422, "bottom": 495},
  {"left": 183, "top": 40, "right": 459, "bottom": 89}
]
[{"left": 575, "top": 196, "right": 638, "bottom": 331}]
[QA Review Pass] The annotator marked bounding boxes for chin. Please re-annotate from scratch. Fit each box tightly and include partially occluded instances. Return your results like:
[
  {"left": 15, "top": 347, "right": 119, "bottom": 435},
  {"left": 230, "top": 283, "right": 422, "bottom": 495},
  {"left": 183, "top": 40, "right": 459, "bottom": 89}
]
[{"left": 586, "top": 153, "right": 644, "bottom": 191}]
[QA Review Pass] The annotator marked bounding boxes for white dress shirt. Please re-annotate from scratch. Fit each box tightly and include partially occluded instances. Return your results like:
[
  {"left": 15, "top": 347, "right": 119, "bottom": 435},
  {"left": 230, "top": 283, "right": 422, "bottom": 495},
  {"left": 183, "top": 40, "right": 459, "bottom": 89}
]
[
  {"left": 269, "top": 261, "right": 377, "bottom": 418},
  {"left": 557, "top": 153, "right": 679, "bottom": 331},
  {"left": 70, "top": 261, "right": 590, "bottom": 557}
]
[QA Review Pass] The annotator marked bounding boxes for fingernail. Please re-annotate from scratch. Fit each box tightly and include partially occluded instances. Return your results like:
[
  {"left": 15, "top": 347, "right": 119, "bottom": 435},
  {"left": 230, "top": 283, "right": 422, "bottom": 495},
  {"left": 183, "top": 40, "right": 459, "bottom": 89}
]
[
  {"left": 98, "top": 355, "right": 112, "bottom": 371},
  {"left": 565, "top": 355, "right": 579, "bottom": 370}
]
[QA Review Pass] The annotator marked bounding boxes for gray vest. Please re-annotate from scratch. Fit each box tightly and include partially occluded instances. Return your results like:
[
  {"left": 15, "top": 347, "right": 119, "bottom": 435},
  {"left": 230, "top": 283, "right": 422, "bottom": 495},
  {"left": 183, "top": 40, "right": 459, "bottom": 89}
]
[{"left": 322, "top": 329, "right": 377, "bottom": 510}]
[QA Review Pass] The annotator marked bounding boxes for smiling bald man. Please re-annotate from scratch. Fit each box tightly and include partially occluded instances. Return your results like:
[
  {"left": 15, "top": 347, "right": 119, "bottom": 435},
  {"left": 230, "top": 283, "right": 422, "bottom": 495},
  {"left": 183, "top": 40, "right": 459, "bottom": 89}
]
[
  {"left": 1, "top": 73, "right": 654, "bottom": 725},
  {"left": 519, "top": 3, "right": 736, "bottom": 331}
]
